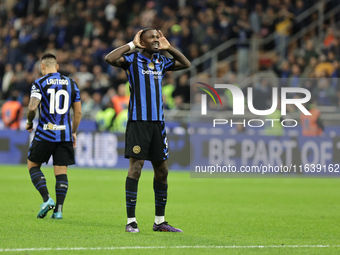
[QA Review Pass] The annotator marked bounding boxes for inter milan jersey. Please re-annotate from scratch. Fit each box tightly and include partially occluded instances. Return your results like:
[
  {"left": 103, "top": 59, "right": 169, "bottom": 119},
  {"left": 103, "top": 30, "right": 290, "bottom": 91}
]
[
  {"left": 30, "top": 72, "right": 80, "bottom": 142},
  {"left": 122, "top": 52, "right": 175, "bottom": 121}
]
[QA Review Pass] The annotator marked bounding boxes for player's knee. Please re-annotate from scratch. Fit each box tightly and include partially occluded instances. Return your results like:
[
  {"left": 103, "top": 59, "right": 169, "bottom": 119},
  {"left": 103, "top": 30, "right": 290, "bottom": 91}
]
[
  {"left": 155, "top": 168, "right": 168, "bottom": 182},
  {"left": 129, "top": 168, "right": 142, "bottom": 179},
  {"left": 129, "top": 160, "right": 144, "bottom": 179}
]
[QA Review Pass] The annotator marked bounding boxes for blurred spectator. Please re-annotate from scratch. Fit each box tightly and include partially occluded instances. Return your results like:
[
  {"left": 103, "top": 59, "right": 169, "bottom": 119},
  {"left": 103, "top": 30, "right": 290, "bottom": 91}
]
[
  {"left": 111, "top": 83, "right": 129, "bottom": 115},
  {"left": 250, "top": 3, "right": 263, "bottom": 35},
  {"left": 81, "top": 90, "right": 99, "bottom": 119},
  {"left": 233, "top": 9, "right": 252, "bottom": 76},
  {"left": 315, "top": 55, "right": 334, "bottom": 77},
  {"left": 1, "top": 90, "right": 22, "bottom": 130},
  {"left": 113, "top": 109, "right": 128, "bottom": 133},
  {"left": 74, "top": 64, "right": 94, "bottom": 90},
  {"left": 275, "top": 5, "right": 294, "bottom": 57},
  {"left": 303, "top": 40, "right": 319, "bottom": 64},
  {"left": 162, "top": 82, "right": 175, "bottom": 110},
  {"left": 95, "top": 100, "right": 116, "bottom": 132},
  {"left": 323, "top": 27, "right": 335, "bottom": 48},
  {"left": 92, "top": 65, "right": 109, "bottom": 92},
  {"left": 252, "top": 79, "right": 272, "bottom": 110},
  {"left": 2, "top": 64, "right": 14, "bottom": 99},
  {"left": 172, "top": 73, "right": 190, "bottom": 104},
  {"left": 312, "top": 78, "right": 337, "bottom": 106},
  {"left": 300, "top": 103, "right": 324, "bottom": 136}
]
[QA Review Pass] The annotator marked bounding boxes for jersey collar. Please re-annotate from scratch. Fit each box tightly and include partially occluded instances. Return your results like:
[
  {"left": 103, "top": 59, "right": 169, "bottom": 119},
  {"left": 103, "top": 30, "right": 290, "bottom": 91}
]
[{"left": 138, "top": 52, "right": 160, "bottom": 62}]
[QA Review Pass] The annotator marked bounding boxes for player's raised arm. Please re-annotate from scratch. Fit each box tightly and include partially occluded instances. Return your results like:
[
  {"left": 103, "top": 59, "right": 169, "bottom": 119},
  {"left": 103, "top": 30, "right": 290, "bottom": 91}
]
[
  {"left": 105, "top": 30, "right": 145, "bottom": 68},
  {"left": 71, "top": 101, "right": 82, "bottom": 148},
  {"left": 157, "top": 30, "right": 191, "bottom": 71}
]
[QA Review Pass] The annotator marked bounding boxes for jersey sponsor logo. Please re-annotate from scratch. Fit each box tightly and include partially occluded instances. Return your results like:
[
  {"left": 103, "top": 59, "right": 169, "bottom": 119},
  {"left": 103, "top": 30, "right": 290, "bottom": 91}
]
[
  {"left": 142, "top": 70, "right": 162, "bottom": 75},
  {"left": 133, "top": 145, "right": 141, "bottom": 154},
  {"left": 46, "top": 79, "right": 69, "bottom": 85}
]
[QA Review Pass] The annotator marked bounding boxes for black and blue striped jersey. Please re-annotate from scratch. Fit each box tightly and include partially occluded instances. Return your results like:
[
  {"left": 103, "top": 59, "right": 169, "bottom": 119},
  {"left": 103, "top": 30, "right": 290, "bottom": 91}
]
[
  {"left": 30, "top": 72, "right": 80, "bottom": 142},
  {"left": 122, "top": 52, "right": 175, "bottom": 121}
]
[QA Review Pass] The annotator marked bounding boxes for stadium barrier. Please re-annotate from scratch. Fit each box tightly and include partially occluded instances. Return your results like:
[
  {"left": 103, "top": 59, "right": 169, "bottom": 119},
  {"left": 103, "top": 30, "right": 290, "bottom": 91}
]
[{"left": 1, "top": 120, "right": 340, "bottom": 173}]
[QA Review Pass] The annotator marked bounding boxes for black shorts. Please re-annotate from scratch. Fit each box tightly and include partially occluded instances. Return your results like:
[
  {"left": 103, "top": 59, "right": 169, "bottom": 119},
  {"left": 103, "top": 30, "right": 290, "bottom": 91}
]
[
  {"left": 125, "top": 121, "right": 169, "bottom": 161},
  {"left": 28, "top": 140, "right": 75, "bottom": 166}
]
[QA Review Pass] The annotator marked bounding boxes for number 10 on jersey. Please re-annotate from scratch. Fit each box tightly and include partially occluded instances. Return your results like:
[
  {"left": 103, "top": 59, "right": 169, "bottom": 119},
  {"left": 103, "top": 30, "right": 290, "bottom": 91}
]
[{"left": 47, "top": 89, "right": 69, "bottom": 114}]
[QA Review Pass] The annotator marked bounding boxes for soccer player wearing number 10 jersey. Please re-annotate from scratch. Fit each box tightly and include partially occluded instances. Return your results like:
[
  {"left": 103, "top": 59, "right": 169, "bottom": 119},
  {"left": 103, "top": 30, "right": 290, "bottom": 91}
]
[{"left": 25, "top": 53, "right": 82, "bottom": 219}]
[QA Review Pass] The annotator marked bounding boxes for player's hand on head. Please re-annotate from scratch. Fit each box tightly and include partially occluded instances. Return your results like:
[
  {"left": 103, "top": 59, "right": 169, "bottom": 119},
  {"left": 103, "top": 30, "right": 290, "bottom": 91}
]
[
  {"left": 158, "top": 30, "right": 171, "bottom": 50},
  {"left": 133, "top": 30, "right": 146, "bottom": 49}
]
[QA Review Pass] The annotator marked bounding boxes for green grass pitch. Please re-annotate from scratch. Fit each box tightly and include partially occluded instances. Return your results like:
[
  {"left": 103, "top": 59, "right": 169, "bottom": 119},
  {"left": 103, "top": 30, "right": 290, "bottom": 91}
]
[{"left": 0, "top": 165, "right": 340, "bottom": 255}]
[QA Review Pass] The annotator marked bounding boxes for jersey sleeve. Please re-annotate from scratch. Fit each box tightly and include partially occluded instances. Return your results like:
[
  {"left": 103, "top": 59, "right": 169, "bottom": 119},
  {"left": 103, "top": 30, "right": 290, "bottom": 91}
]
[
  {"left": 121, "top": 52, "right": 135, "bottom": 70},
  {"left": 30, "top": 82, "right": 42, "bottom": 100},
  {"left": 162, "top": 56, "right": 175, "bottom": 71},
  {"left": 72, "top": 80, "right": 81, "bottom": 102}
]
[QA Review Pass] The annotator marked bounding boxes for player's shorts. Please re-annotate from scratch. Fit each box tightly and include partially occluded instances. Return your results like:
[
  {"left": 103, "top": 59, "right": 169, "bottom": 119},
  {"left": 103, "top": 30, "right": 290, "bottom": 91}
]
[
  {"left": 28, "top": 140, "right": 75, "bottom": 166},
  {"left": 125, "top": 121, "right": 169, "bottom": 161}
]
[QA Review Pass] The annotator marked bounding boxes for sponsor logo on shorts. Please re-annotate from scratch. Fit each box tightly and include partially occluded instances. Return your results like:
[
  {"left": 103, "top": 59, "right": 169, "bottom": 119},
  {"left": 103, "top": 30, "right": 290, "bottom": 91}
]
[{"left": 133, "top": 145, "right": 141, "bottom": 154}]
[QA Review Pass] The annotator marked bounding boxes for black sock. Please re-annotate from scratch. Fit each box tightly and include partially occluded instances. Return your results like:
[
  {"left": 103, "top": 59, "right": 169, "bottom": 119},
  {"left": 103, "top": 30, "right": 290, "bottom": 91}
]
[
  {"left": 29, "top": 167, "right": 49, "bottom": 202},
  {"left": 55, "top": 174, "right": 68, "bottom": 213},
  {"left": 154, "top": 179, "right": 167, "bottom": 216},
  {"left": 126, "top": 177, "right": 138, "bottom": 218}
]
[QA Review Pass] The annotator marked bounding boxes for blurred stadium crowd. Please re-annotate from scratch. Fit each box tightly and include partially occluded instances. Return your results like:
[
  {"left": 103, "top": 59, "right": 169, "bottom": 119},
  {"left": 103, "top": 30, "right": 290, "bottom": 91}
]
[{"left": 0, "top": 0, "right": 340, "bottom": 131}]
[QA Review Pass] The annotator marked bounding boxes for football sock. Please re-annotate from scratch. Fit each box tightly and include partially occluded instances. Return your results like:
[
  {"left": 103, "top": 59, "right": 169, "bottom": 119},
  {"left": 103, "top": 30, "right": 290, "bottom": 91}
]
[
  {"left": 127, "top": 217, "right": 137, "bottom": 224},
  {"left": 29, "top": 167, "right": 49, "bottom": 202},
  {"left": 154, "top": 178, "right": 167, "bottom": 218},
  {"left": 54, "top": 174, "right": 68, "bottom": 213},
  {"left": 126, "top": 177, "right": 138, "bottom": 218},
  {"left": 155, "top": 216, "right": 165, "bottom": 225}
]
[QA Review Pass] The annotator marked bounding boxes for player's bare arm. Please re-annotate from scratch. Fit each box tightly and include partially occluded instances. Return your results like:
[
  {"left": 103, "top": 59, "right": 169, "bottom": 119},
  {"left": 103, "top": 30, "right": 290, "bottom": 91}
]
[
  {"left": 104, "top": 30, "right": 145, "bottom": 67},
  {"left": 25, "top": 97, "right": 40, "bottom": 132},
  {"left": 71, "top": 101, "right": 82, "bottom": 148},
  {"left": 157, "top": 30, "right": 191, "bottom": 71}
]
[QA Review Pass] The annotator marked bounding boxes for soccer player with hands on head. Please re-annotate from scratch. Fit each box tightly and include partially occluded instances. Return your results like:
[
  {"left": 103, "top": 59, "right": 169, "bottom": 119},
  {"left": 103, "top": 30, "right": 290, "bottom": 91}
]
[{"left": 105, "top": 28, "right": 190, "bottom": 232}]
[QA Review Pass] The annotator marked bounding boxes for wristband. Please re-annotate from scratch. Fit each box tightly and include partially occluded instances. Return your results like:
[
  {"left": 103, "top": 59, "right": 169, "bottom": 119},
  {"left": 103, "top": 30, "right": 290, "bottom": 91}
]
[
  {"left": 26, "top": 120, "right": 33, "bottom": 125},
  {"left": 127, "top": 41, "right": 136, "bottom": 50}
]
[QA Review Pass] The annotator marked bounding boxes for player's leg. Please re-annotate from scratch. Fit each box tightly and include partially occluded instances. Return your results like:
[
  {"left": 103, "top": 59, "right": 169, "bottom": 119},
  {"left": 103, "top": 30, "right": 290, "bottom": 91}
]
[
  {"left": 150, "top": 121, "right": 182, "bottom": 232},
  {"left": 124, "top": 121, "right": 151, "bottom": 232},
  {"left": 125, "top": 157, "right": 144, "bottom": 232},
  {"left": 27, "top": 140, "right": 55, "bottom": 218},
  {"left": 50, "top": 166, "right": 68, "bottom": 219},
  {"left": 27, "top": 160, "right": 49, "bottom": 202},
  {"left": 50, "top": 142, "right": 75, "bottom": 219},
  {"left": 152, "top": 159, "right": 168, "bottom": 224}
]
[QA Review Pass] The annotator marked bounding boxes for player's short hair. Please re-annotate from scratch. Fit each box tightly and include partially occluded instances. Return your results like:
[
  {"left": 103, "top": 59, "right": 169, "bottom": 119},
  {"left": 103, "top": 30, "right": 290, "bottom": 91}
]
[
  {"left": 41, "top": 53, "right": 57, "bottom": 67},
  {"left": 141, "top": 28, "right": 156, "bottom": 39},
  {"left": 41, "top": 53, "right": 56, "bottom": 61}
]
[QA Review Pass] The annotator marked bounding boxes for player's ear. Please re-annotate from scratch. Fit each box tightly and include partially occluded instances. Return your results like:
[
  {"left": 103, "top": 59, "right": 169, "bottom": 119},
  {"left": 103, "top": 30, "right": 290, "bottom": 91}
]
[
  {"left": 140, "top": 39, "right": 145, "bottom": 47},
  {"left": 56, "top": 64, "right": 59, "bottom": 71},
  {"left": 40, "top": 63, "right": 44, "bottom": 73}
]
